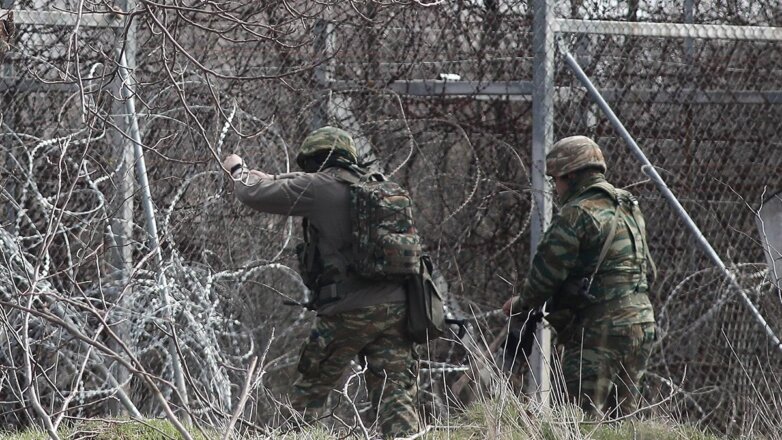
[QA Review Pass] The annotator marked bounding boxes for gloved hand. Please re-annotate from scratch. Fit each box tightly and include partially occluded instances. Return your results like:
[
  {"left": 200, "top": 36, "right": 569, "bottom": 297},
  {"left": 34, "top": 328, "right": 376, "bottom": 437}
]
[{"left": 222, "top": 154, "right": 243, "bottom": 176}]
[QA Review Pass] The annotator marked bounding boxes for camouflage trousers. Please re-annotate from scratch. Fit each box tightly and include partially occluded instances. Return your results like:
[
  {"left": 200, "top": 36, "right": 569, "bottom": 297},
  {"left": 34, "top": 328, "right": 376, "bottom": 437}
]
[
  {"left": 559, "top": 321, "right": 655, "bottom": 417},
  {"left": 288, "top": 302, "right": 419, "bottom": 437}
]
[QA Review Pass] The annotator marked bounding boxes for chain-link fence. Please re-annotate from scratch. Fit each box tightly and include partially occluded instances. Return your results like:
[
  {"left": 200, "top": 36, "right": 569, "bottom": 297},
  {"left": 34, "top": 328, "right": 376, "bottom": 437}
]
[
  {"left": 552, "top": 13, "right": 782, "bottom": 435},
  {"left": 1, "top": 0, "right": 781, "bottom": 437}
]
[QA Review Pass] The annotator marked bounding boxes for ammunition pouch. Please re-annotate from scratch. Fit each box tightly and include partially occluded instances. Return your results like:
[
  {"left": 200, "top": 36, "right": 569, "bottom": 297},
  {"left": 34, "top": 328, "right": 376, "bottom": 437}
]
[
  {"left": 295, "top": 241, "right": 321, "bottom": 290},
  {"left": 296, "top": 218, "right": 343, "bottom": 293},
  {"left": 296, "top": 234, "right": 345, "bottom": 309}
]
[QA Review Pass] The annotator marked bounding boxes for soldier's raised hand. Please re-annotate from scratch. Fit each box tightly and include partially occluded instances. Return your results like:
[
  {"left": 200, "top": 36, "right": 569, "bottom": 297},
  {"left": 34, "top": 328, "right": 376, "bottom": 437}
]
[{"left": 223, "top": 154, "right": 243, "bottom": 176}]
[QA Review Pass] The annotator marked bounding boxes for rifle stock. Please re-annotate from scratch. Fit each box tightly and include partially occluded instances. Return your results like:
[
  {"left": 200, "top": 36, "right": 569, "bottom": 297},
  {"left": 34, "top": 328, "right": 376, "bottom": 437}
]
[{"left": 501, "top": 308, "right": 544, "bottom": 373}]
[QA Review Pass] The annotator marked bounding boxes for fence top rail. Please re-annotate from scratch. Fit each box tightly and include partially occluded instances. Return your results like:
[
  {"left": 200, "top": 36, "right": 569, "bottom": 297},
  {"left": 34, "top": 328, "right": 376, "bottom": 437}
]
[
  {"left": 330, "top": 79, "right": 534, "bottom": 96},
  {"left": 0, "top": 9, "right": 123, "bottom": 28},
  {"left": 554, "top": 19, "right": 782, "bottom": 42}
]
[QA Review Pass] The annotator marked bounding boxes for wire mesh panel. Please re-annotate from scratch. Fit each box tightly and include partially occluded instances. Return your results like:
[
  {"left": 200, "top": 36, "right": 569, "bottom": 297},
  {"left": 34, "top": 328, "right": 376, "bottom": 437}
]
[
  {"left": 554, "top": 17, "right": 782, "bottom": 435},
  {"left": 1, "top": 0, "right": 544, "bottom": 431},
  {"left": 0, "top": 1, "right": 135, "bottom": 426}
]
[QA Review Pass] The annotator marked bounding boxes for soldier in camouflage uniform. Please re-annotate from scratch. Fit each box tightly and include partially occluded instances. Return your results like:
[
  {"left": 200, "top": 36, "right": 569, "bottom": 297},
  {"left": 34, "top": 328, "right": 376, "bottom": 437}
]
[
  {"left": 503, "top": 136, "right": 656, "bottom": 417},
  {"left": 223, "top": 127, "right": 419, "bottom": 437}
]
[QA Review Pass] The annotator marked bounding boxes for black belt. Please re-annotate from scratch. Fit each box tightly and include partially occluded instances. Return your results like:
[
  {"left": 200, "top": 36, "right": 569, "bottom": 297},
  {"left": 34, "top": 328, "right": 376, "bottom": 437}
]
[{"left": 316, "top": 277, "right": 378, "bottom": 304}]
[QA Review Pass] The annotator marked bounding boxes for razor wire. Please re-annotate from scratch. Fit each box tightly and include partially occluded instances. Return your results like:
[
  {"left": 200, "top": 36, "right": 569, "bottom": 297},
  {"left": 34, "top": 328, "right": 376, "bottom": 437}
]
[{"left": 1, "top": 0, "right": 782, "bottom": 437}]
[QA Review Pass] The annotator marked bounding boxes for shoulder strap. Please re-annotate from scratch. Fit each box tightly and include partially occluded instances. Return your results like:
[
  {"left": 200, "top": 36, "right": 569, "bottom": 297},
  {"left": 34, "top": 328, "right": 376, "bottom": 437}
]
[
  {"left": 582, "top": 181, "right": 620, "bottom": 286},
  {"left": 643, "top": 233, "right": 658, "bottom": 282},
  {"left": 300, "top": 217, "right": 320, "bottom": 279},
  {"left": 584, "top": 180, "right": 619, "bottom": 203},
  {"left": 302, "top": 217, "right": 310, "bottom": 242},
  {"left": 583, "top": 187, "right": 657, "bottom": 293},
  {"left": 327, "top": 167, "right": 363, "bottom": 185},
  {"left": 615, "top": 189, "right": 658, "bottom": 282},
  {"left": 585, "top": 202, "right": 620, "bottom": 292},
  {"left": 627, "top": 202, "right": 658, "bottom": 282}
]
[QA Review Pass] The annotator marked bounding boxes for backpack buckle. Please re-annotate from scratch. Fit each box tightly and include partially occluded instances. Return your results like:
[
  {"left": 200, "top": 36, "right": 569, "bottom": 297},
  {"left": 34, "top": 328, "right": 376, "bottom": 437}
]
[{"left": 316, "top": 283, "right": 342, "bottom": 306}]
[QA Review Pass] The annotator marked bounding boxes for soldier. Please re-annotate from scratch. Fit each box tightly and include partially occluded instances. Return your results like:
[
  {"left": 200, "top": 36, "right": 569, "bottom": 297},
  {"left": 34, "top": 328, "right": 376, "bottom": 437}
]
[
  {"left": 223, "top": 127, "right": 419, "bottom": 437},
  {"left": 502, "top": 136, "right": 656, "bottom": 417}
]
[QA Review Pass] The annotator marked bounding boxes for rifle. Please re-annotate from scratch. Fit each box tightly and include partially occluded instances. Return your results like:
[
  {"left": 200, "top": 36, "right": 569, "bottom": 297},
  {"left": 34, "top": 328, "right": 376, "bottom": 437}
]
[{"left": 501, "top": 307, "right": 544, "bottom": 374}]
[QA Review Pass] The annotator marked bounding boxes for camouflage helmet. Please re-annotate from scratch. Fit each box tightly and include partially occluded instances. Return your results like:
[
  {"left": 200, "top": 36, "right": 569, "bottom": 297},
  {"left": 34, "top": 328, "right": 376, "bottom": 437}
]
[
  {"left": 296, "top": 126, "right": 358, "bottom": 169},
  {"left": 546, "top": 135, "right": 606, "bottom": 177}
]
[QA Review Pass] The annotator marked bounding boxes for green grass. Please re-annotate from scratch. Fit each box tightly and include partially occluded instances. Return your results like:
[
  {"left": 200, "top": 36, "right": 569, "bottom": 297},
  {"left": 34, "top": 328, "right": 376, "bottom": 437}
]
[
  {"left": 0, "top": 408, "right": 736, "bottom": 440},
  {"left": 579, "top": 420, "right": 721, "bottom": 440},
  {"left": 0, "top": 428, "right": 47, "bottom": 440},
  {"left": 417, "top": 401, "right": 725, "bottom": 440},
  {"left": 86, "top": 419, "right": 214, "bottom": 439},
  {"left": 0, "top": 419, "right": 216, "bottom": 440}
]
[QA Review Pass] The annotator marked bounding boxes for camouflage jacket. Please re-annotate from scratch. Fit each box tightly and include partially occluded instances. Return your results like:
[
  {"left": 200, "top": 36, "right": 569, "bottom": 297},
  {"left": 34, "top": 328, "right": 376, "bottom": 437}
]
[
  {"left": 234, "top": 167, "right": 406, "bottom": 315},
  {"left": 515, "top": 174, "right": 655, "bottom": 326}
]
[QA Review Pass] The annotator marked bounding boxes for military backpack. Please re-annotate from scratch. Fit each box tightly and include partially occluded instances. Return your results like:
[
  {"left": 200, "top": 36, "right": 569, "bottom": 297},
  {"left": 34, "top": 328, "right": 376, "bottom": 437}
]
[
  {"left": 295, "top": 168, "right": 454, "bottom": 342},
  {"left": 346, "top": 171, "right": 423, "bottom": 279}
]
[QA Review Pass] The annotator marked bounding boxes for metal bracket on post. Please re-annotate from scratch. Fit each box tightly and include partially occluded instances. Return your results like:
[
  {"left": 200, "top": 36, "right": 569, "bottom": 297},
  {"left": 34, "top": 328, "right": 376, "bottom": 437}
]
[
  {"left": 529, "top": 0, "right": 554, "bottom": 408},
  {"left": 683, "top": 0, "right": 695, "bottom": 63},
  {"left": 561, "top": 48, "right": 782, "bottom": 354}
]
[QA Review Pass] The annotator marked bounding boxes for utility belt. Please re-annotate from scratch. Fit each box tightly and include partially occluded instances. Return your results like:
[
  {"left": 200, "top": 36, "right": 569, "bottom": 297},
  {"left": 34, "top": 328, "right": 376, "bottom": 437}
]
[
  {"left": 558, "top": 272, "right": 646, "bottom": 304},
  {"left": 287, "top": 277, "right": 376, "bottom": 310},
  {"left": 314, "top": 281, "right": 353, "bottom": 306},
  {"left": 590, "top": 271, "right": 645, "bottom": 288},
  {"left": 576, "top": 292, "right": 650, "bottom": 318},
  {"left": 547, "top": 277, "right": 648, "bottom": 335}
]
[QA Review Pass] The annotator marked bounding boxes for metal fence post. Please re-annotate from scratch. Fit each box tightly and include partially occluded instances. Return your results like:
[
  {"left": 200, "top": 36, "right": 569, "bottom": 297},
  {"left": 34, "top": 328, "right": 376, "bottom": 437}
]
[
  {"left": 312, "top": 19, "right": 380, "bottom": 168},
  {"left": 105, "top": 0, "right": 138, "bottom": 416},
  {"left": 2, "top": 0, "right": 15, "bottom": 232},
  {"left": 529, "top": 0, "right": 554, "bottom": 407},
  {"left": 118, "top": 51, "right": 192, "bottom": 417},
  {"left": 312, "top": 19, "right": 334, "bottom": 131}
]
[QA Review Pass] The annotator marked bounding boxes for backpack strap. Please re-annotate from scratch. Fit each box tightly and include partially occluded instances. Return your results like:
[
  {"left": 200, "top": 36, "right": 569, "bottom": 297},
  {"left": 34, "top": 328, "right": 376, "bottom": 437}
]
[
  {"left": 595, "top": 190, "right": 658, "bottom": 288},
  {"left": 582, "top": 180, "right": 620, "bottom": 203},
  {"left": 300, "top": 218, "right": 320, "bottom": 280},
  {"left": 302, "top": 217, "right": 310, "bottom": 242},
  {"left": 626, "top": 199, "right": 658, "bottom": 283},
  {"left": 584, "top": 201, "right": 620, "bottom": 294},
  {"left": 328, "top": 166, "right": 365, "bottom": 185}
]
